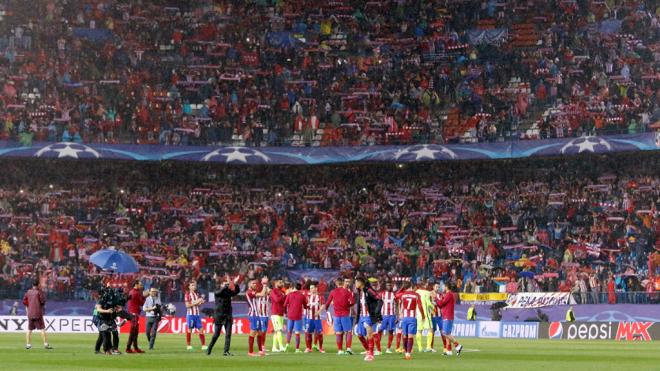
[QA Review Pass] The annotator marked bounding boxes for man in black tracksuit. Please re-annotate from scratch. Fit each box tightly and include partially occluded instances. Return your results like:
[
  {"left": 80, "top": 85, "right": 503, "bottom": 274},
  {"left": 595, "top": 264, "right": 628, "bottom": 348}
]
[
  {"left": 207, "top": 274, "right": 240, "bottom": 356},
  {"left": 354, "top": 277, "right": 382, "bottom": 361}
]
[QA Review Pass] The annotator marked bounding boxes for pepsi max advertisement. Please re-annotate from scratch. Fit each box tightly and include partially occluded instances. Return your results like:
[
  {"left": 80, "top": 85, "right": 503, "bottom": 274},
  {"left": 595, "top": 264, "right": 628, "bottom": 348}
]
[{"left": 541, "top": 322, "right": 659, "bottom": 341}]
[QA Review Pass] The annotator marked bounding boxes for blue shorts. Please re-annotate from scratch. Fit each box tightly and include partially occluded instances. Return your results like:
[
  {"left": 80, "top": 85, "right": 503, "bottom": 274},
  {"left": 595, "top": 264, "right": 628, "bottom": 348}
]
[
  {"left": 380, "top": 315, "right": 396, "bottom": 332},
  {"left": 261, "top": 316, "right": 270, "bottom": 331},
  {"left": 186, "top": 314, "right": 202, "bottom": 330},
  {"left": 432, "top": 317, "right": 442, "bottom": 333},
  {"left": 249, "top": 316, "right": 266, "bottom": 332},
  {"left": 441, "top": 320, "right": 454, "bottom": 336},
  {"left": 287, "top": 319, "right": 304, "bottom": 333},
  {"left": 400, "top": 317, "right": 417, "bottom": 336},
  {"left": 333, "top": 315, "right": 353, "bottom": 333},
  {"left": 356, "top": 316, "right": 374, "bottom": 337},
  {"left": 305, "top": 318, "right": 323, "bottom": 333}
]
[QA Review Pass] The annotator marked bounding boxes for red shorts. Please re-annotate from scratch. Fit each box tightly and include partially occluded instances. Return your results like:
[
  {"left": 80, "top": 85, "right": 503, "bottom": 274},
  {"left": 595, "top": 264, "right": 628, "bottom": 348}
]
[{"left": 28, "top": 317, "right": 45, "bottom": 330}]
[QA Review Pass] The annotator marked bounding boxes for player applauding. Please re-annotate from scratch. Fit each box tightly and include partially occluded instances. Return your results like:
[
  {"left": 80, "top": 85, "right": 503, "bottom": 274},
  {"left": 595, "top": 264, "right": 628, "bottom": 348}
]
[
  {"left": 184, "top": 282, "right": 206, "bottom": 351},
  {"left": 246, "top": 279, "right": 269, "bottom": 356}
]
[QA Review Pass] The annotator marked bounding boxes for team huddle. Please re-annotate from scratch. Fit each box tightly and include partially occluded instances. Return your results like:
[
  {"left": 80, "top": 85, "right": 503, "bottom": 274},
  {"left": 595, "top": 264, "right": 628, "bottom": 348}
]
[{"left": 184, "top": 276, "right": 462, "bottom": 362}]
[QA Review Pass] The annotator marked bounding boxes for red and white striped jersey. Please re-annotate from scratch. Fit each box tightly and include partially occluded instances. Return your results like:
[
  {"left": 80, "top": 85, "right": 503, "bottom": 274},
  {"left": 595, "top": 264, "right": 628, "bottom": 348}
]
[
  {"left": 433, "top": 293, "right": 443, "bottom": 317},
  {"left": 256, "top": 294, "right": 269, "bottom": 317},
  {"left": 305, "top": 293, "right": 324, "bottom": 320},
  {"left": 359, "top": 291, "right": 369, "bottom": 317},
  {"left": 396, "top": 290, "right": 422, "bottom": 318},
  {"left": 246, "top": 289, "right": 259, "bottom": 317},
  {"left": 184, "top": 291, "right": 201, "bottom": 316},
  {"left": 380, "top": 291, "right": 397, "bottom": 316}
]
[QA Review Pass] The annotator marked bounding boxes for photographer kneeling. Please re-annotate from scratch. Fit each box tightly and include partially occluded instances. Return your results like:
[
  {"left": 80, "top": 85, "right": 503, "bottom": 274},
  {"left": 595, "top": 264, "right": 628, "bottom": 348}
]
[{"left": 143, "top": 288, "right": 162, "bottom": 350}]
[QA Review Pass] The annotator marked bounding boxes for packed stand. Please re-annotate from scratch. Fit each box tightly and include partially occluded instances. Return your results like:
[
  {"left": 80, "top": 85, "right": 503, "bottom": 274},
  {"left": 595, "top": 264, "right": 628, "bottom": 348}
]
[
  {"left": 0, "top": 153, "right": 658, "bottom": 303},
  {"left": 0, "top": 0, "right": 658, "bottom": 148}
]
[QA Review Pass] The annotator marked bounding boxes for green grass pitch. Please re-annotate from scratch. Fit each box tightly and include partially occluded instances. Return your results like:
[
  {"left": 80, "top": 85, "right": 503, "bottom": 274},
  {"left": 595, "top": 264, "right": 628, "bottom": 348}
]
[{"left": 1, "top": 334, "right": 659, "bottom": 370}]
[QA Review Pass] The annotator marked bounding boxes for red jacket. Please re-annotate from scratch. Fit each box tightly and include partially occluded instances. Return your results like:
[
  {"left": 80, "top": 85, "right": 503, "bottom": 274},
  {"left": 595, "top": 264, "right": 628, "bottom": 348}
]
[
  {"left": 23, "top": 288, "right": 46, "bottom": 319},
  {"left": 284, "top": 291, "right": 308, "bottom": 321},
  {"left": 127, "top": 288, "right": 146, "bottom": 314},
  {"left": 435, "top": 291, "right": 456, "bottom": 320},
  {"left": 270, "top": 288, "right": 286, "bottom": 316}
]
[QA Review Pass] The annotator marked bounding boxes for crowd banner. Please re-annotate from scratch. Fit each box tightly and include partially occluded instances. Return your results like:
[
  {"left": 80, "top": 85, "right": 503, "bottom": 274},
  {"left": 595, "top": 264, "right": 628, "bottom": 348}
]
[
  {"left": 0, "top": 132, "right": 657, "bottom": 165},
  {"left": 506, "top": 292, "right": 576, "bottom": 308},
  {"left": 460, "top": 292, "right": 508, "bottom": 303},
  {"left": 540, "top": 321, "right": 659, "bottom": 341}
]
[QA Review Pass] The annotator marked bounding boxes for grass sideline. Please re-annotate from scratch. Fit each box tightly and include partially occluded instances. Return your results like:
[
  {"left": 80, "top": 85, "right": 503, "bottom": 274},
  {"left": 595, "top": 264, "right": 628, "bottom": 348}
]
[{"left": 0, "top": 333, "right": 658, "bottom": 370}]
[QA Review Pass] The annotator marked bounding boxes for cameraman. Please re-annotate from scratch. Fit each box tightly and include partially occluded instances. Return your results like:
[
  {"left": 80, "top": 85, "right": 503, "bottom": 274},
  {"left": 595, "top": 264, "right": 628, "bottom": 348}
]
[
  {"left": 95, "top": 303, "right": 122, "bottom": 355},
  {"left": 207, "top": 274, "right": 240, "bottom": 356},
  {"left": 142, "top": 288, "right": 162, "bottom": 350},
  {"left": 94, "top": 286, "right": 132, "bottom": 355}
]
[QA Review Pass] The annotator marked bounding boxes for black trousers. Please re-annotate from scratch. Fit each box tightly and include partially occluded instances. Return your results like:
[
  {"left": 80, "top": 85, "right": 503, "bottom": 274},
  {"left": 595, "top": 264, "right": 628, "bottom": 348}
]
[
  {"left": 207, "top": 315, "right": 233, "bottom": 354},
  {"left": 96, "top": 329, "right": 119, "bottom": 352}
]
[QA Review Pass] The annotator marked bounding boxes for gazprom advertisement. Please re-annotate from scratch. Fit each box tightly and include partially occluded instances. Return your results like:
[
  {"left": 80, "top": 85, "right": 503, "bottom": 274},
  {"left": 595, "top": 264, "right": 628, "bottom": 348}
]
[{"left": 443, "top": 321, "right": 539, "bottom": 339}]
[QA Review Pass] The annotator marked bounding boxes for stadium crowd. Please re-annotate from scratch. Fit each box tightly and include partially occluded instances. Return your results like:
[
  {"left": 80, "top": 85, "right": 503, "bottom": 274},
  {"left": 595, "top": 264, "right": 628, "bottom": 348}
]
[
  {"left": 0, "top": 152, "right": 658, "bottom": 304},
  {"left": 0, "top": 0, "right": 658, "bottom": 147}
]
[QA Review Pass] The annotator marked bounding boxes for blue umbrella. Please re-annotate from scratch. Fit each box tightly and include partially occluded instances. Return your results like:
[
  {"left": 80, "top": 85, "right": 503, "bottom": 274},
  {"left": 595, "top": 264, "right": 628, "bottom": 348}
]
[{"left": 90, "top": 249, "right": 139, "bottom": 273}]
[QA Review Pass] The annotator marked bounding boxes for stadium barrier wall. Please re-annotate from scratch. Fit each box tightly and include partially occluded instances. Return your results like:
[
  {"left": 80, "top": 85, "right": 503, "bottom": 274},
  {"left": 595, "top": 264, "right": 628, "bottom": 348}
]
[
  {"left": 0, "top": 316, "right": 655, "bottom": 341},
  {"left": 3, "top": 300, "right": 659, "bottom": 323}
]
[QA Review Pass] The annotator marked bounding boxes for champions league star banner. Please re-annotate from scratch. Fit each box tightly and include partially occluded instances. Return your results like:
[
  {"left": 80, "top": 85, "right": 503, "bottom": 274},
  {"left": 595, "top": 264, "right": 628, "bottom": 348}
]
[{"left": 0, "top": 132, "right": 657, "bottom": 165}]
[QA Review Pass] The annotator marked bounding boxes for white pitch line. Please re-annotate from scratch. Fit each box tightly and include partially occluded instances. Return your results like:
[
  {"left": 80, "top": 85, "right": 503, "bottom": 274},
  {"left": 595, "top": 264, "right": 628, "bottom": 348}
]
[{"left": 459, "top": 348, "right": 481, "bottom": 352}]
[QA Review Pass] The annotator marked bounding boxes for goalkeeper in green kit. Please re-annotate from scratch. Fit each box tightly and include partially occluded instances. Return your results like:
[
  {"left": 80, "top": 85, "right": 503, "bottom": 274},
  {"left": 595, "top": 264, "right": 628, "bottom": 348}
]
[{"left": 415, "top": 280, "right": 435, "bottom": 352}]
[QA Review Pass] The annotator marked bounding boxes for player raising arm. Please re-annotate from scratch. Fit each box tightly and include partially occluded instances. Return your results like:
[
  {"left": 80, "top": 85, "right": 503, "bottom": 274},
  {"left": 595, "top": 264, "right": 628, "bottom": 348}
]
[
  {"left": 257, "top": 277, "right": 271, "bottom": 355},
  {"left": 246, "top": 279, "right": 269, "bottom": 356}
]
